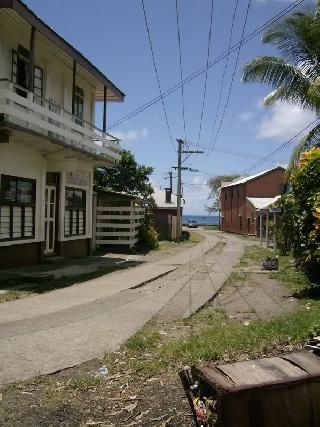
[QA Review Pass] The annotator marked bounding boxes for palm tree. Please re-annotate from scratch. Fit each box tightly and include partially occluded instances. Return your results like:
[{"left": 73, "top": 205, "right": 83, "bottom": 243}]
[{"left": 242, "top": 2, "right": 320, "bottom": 170}]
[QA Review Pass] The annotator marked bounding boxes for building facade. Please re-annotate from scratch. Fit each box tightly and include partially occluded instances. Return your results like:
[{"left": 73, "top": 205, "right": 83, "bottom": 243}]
[
  {"left": 220, "top": 167, "right": 285, "bottom": 235},
  {"left": 153, "top": 188, "right": 181, "bottom": 241},
  {"left": 0, "top": 0, "right": 125, "bottom": 268}
]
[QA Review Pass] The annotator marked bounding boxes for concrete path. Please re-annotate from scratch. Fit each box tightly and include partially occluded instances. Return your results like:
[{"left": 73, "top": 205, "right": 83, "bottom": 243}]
[{"left": 0, "top": 231, "right": 248, "bottom": 384}]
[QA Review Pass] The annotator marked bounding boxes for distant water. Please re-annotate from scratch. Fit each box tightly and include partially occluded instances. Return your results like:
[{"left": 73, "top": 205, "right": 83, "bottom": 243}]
[{"left": 183, "top": 215, "right": 219, "bottom": 225}]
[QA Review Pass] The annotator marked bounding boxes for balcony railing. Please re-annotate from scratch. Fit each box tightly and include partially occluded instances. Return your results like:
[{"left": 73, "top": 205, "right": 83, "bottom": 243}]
[{"left": 0, "top": 79, "right": 122, "bottom": 163}]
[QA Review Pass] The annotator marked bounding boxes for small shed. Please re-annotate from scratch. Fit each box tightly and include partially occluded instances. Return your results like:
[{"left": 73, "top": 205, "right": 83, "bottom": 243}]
[
  {"left": 93, "top": 188, "right": 145, "bottom": 250},
  {"left": 153, "top": 188, "right": 182, "bottom": 241}
]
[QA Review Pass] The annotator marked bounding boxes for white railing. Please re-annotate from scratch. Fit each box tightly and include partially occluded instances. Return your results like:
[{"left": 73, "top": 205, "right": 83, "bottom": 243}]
[
  {"left": 95, "top": 206, "right": 145, "bottom": 248},
  {"left": 0, "top": 79, "right": 122, "bottom": 163}
]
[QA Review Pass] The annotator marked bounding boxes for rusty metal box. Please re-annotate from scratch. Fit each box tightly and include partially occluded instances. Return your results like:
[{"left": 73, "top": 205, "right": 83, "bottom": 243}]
[{"left": 193, "top": 351, "right": 320, "bottom": 426}]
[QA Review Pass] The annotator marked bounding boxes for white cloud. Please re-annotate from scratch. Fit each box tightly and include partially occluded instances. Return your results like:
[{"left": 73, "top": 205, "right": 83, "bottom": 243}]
[
  {"left": 238, "top": 112, "right": 254, "bottom": 122},
  {"left": 113, "top": 128, "right": 148, "bottom": 142},
  {"left": 256, "top": 102, "right": 316, "bottom": 140}
]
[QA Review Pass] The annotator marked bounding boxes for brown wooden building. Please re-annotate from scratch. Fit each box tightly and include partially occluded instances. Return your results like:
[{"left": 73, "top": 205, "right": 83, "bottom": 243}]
[
  {"left": 153, "top": 188, "right": 182, "bottom": 241},
  {"left": 219, "top": 167, "right": 285, "bottom": 235}
]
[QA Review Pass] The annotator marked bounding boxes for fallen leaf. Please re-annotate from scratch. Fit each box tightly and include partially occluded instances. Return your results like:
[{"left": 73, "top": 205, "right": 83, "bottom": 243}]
[
  {"left": 85, "top": 421, "right": 103, "bottom": 426},
  {"left": 124, "top": 401, "right": 138, "bottom": 413}
]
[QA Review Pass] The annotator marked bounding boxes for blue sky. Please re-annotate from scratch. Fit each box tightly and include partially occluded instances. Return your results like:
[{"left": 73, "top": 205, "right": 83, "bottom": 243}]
[{"left": 24, "top": 0, "right": 316, "bottom": 214}]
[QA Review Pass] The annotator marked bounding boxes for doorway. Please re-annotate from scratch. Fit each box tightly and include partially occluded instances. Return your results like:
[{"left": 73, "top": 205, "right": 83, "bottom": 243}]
[{"left": 44, "top": 186, "right": 56, "bottom": 254}]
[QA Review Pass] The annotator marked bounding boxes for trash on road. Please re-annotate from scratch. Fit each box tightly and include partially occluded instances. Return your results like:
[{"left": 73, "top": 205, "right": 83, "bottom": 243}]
[
  {"left": 262, "top": 255, "right": 279, "bottom": 271},
  {"left": 95, "top": 366, "right": 108, "bottom": 377}
]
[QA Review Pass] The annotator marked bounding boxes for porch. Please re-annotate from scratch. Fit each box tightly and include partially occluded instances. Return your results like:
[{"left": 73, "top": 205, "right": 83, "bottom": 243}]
[{"left": 0, "top": 79, "right": 121, "bottom": 163}]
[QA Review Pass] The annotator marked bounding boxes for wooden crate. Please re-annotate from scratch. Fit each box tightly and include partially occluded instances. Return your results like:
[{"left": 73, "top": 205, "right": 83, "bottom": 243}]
[{"left": 192, "top": 352, "right": 320, "bottom": 427}]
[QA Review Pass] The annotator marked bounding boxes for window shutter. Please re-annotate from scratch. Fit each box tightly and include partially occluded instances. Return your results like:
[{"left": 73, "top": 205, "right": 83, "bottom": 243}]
[{"left": 11, "top": 50, "right": 18, "bottom": 83}]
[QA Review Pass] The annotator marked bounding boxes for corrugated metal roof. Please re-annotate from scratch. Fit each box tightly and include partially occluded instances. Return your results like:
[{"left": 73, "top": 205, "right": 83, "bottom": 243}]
[
  {"left": 153, "top": 188, "right": 178, "bottom": 209},
  {"left": 221, "top": 167, "right": 284, "bottom": 188}
]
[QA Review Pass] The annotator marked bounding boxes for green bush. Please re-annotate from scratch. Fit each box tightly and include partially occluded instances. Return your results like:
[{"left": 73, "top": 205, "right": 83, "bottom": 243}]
[
  {"left": 276, "top": 148, "right": 320, "bottom": 282},
  {"left": 137, "top": 219, "right": 159, "bottom": 250}
]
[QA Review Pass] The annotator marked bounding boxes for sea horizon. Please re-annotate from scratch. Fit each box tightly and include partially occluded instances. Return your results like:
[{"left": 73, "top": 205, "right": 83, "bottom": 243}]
[{"left": 183, "top": 214, "right": 219, "bottom": 225}]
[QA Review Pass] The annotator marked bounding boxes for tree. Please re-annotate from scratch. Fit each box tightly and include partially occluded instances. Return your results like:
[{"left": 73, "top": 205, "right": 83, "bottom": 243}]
[
  {"left": 94, "top": 150, "right": 155, "bottom": 208},
  {"left": 275, "top": 147, "right": 320, "bottom": 283},
  {"left": 242, "top": 2, "right": 320, "bottom": 170},
  {"left": 207, "top": 174, "right": 240, "bottom": 213}
]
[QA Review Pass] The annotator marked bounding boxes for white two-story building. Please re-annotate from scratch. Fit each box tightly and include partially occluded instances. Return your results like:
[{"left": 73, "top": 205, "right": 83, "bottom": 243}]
[{"left": 0, "top": 0, "right": 125, "bottom": 268}]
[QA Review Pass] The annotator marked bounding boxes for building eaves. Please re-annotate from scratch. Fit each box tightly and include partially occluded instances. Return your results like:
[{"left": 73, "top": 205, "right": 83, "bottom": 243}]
[
  {"left": 220, "top": 166, "right": 285, "bottom": 189},
  {"left": 0, "top": 0, "right": 125, "bottom": 101}
]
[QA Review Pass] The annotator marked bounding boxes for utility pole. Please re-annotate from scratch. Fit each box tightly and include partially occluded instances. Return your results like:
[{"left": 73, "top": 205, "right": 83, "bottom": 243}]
[
  {"left": 176, "top": 139, "right": 183, "bottom": 243},
  {"left": 173, "top": 139, "right": 204, "bottom": 243}
]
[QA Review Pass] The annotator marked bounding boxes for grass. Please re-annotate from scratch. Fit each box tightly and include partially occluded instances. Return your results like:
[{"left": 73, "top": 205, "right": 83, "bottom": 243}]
[
  {"left": 201, "top": 225, "right": 219, "bottom": 230},
  {"left": 188, "top": 231, "right": 205, "bottom": 243},
  {"left": 105, "top": 243, "right": 317, "bottom": 376}
]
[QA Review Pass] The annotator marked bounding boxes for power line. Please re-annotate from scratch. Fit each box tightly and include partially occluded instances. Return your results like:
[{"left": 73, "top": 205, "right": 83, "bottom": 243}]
[
  {"left": 107, "top": 0, "right": 305, "bottom": 131},
  {"left": 207, "top": 0, "right": 252, "bottom": 156},
  {"left": 208, "top": 0, "right": 239, "bottom": 149},
  {"left": 175, "top": 0, "right": 187, "bottom": 141},
  {"left": 241, "top": 117, "right": 320, "bottom": 175},
  {"left": 141, "top": 0, "right": 176, "bottom": 152},
  {"left": 197, "top": 0, "right": 215, "bottom": 147}
]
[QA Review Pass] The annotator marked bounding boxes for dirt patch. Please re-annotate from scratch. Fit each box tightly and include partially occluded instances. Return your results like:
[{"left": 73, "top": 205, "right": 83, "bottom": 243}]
[
  {"left": 213, "top": 271, "right": 299, "bottom": 323},
  {"left": 1, "top": 361, "right": 193, "bottom": 427}
]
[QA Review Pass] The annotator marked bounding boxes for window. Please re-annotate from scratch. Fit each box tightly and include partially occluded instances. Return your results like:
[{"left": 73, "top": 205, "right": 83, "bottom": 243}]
[
  {"left": 0, "top": 175, "right": 36, "bottom": 241},
  {"left": 239, "top": 215, "right": 242, "bottom": 229},
  {"left": 73, "top": 86, "right": 84, "bottom": 126},
  {"left": 64, "top": 187, "right": 86, "bottom": 237},
  {"left": 12, "top": 46, "right": 30, "bottom": 97},
  {"left": 33, "top": 66, "right": 44, "bottom": 101}
]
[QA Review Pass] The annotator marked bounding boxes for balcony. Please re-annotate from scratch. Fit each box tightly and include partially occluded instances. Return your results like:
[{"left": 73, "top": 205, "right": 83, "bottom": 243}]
[{"left": 0, "top": 79, "right": 122, "bottom": 163}]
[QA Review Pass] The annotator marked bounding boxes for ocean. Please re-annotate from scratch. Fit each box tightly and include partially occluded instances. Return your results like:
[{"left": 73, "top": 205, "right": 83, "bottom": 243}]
[{"left": 183, "top": 215, "right": 219, "bottom": 225}]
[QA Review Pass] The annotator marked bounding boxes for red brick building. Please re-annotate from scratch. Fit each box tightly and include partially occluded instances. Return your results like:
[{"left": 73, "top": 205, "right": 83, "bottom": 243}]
[{"left": 220, "top": 167, "right": 285, "bottom": 235}]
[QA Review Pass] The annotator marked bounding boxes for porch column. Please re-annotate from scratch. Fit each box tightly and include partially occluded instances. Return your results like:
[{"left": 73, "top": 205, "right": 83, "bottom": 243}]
[
  {"left": 29, "top": 26, "right": 36, "bottom": 91},
  {"left": 273, "top": 212, "right": 277, "bottom": 250},
  {"left": 72, "top": 60, "right": 77, "bottom": 115},
  {"left": 260, "top": 212, "right": 263, "bottom": 246},
  {"left": 266, "top": 209, "right": 269, "bottom": 248},
  {"left": 103, "top": 85, "right": 107, "bottom": 133}
]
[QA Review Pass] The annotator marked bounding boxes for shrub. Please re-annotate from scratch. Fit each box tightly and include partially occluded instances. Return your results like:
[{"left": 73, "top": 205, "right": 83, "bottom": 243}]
[
  {"left": 276, "top": 148, "right": 320, "bottom": 282},
  {"left": 137, "top": 218, "right": 159, "bottom": 250}
]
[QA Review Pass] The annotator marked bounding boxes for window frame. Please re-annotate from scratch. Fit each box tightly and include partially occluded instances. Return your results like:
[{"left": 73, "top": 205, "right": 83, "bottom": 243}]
[
  {"left": 73, "top": 85, "right": 84, "bottom": 126},
  {"left": 0, "top": 175, "right": 36, "bottom": 242},
  {"left": 64, "top": 187, "right": 86, "bottom": 237}
]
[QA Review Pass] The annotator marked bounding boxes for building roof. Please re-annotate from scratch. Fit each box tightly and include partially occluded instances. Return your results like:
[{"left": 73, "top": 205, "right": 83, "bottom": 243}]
[
  {"left": 0, "top": 0, "right": 125, "bottom": 102},
  {"left": 220, "top": 166, "right": 285, "bottom": 189},
  {"left": 247, "top": 196, "right": 281, "bottom": 210},
  {"left": 153, "top": 188, "right": 178, "bottom": 209}
]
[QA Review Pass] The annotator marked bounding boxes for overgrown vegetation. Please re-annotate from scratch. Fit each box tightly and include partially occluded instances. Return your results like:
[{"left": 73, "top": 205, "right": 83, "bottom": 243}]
[{"left": 275, "top": 148, "right": 320, "bottom": 282}]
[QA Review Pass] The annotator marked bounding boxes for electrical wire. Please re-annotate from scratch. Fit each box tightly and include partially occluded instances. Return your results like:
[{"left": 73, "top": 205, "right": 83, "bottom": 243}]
[
  {"left": 207, "top": 0, "right": 252, "bottom": 156},
  {"left": 175, "top": 0, "right": 187, "bottom": 141},
  {"left": 208, "top": 0, "right": 239, "bottom": 150},
  {"left": 141, "top": 0, "right": 176, "bottom": 152},
  {"left": 240, "top": 117, "right": 320, "bottom": 175},
  {"left": 107, "top": 0, "right": 305, "bottom": 132},
  {"left": 197, "top": 0, "right": 215, "bottom": 147}
]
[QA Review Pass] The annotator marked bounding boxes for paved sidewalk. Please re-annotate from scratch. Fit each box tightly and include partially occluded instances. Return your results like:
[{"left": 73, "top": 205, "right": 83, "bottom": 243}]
[{"left": 0, "top": 231, "right": 246, "bottom": 384}]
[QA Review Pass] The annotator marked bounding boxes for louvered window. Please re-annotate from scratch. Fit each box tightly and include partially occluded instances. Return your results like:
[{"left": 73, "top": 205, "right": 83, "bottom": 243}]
[
  {"left": 64, "top": 187, "right": 86, "bottom": 237},
  {"left": 0, "top": 175, "right": 36, "bottom": 241}
]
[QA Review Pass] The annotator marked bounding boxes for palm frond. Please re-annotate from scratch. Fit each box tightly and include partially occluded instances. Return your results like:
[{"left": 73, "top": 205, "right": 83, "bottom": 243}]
[
  {"left": 262, "top": 10, "right": 320, "bottom": 80},
  {"left": 242, "top": 57, "right": 312, "bottom": 107},
  {"left": 286, "top": 122, "right": 320, "bottom": 180}
]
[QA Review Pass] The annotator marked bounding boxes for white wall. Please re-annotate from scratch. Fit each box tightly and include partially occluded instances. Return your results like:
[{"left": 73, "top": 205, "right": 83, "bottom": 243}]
[
  {"left": 0, "top": 139, "right": 46, "bottom": 246},
  {"left": 0, "top": 10, "right": 97, "bottom": 124}
]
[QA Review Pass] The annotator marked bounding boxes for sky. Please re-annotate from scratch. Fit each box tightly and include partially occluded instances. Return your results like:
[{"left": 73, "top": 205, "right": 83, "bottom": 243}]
[{"left": 23, "top": 0, "right": 316, "bottom": 214}]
